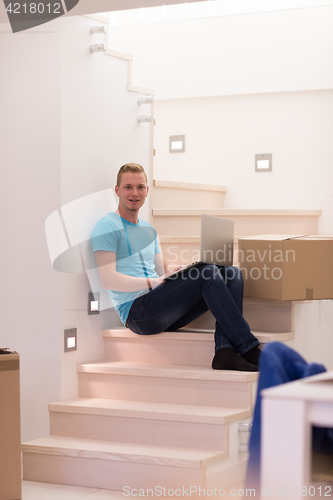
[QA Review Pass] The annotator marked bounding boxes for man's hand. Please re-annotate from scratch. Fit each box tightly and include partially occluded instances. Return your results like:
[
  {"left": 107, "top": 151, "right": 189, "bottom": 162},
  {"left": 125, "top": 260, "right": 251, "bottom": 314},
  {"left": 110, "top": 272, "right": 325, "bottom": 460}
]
[
  {"left": 163, "top": 265, "right": 184, "bottom": 277},
  {"left": 149, "top": 276, "right": 166, "bottom": 288},
  {"left": 151, "top": 266, "right": 184, "bottom": 286}
]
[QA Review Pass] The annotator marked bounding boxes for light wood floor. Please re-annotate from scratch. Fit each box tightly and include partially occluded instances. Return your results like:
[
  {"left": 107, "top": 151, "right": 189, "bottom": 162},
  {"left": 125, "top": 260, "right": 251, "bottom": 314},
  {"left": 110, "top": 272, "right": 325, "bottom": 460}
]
[
  {"left": 22, "top": 480, "right": 131, "bottom": 499},
  {"left": 22, "top": 479, "right": 246, "bottom": 499}
]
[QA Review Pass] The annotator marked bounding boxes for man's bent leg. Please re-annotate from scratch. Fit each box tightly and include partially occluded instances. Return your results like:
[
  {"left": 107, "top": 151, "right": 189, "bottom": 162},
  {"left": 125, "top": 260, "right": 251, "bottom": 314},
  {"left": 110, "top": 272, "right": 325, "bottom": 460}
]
[
  {"left": 126, "top": 275, "right": 201, "bottom": 335},
  {"left": 219, "top": 266, "right": 244, "bottom": 314},
  {"left": 128, "top": 265, "right": 258, "bottom": 356},
  {"left": 165, "top": 298, "right": 209, "bottom": 331},
  {"left": 164, "top": 268, "right": 239, "bottom": 338}
]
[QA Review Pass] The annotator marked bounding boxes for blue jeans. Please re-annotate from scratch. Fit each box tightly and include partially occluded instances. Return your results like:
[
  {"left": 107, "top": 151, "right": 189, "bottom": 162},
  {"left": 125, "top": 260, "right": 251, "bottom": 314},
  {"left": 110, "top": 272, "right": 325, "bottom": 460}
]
[{"left": 127, "top": 265, "right": 259, "bottom": 355}]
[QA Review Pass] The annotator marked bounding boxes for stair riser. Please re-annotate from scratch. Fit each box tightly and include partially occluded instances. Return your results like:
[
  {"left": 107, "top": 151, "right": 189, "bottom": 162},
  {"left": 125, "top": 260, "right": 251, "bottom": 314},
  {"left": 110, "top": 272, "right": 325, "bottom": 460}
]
[
  {"left": 183, "top": 300, "right": 294, "bottom": 334},
  {"left": 49, "top": 412, "right": 229, "bottom": 451},
  {"left": 207, "top": 458, "right": 248, "bottom": 491},
  {"left": 153, "top": 215, "right": 319, "bottom": 237},
  {"left": 23, "top": 453, "right": 206, "bottom": 491},
  {"left": 154, "top": 187, "right": 225, "bottom": 210},
  {"left": 160, "top": 239, "right": 241, "bottom": 267},
  {"left": 78, "top": 373, "right": 253, "bottom": 409},
  {"left": 103, "top": 332, "right": 291, "bottom": 366},
  {"left": 161, "top": 242, "right": 202, "bottom": 266},
  {"left": 104, "top": 337, "right": 213, "bottom": 366},
  {"left": 244, "top": 299, "right": 294, "bottom": 333}
]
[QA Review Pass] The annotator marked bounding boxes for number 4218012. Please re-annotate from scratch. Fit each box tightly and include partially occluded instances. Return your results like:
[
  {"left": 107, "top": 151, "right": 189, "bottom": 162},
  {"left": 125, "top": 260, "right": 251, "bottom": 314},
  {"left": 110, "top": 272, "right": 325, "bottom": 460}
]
[{"left": 6, "top": 3, "right": 61, "bottom": 14}]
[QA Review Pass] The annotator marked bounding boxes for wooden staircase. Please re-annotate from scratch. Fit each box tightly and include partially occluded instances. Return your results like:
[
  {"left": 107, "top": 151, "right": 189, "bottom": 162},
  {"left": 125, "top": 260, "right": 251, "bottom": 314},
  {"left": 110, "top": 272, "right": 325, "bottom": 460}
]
[
  {"left": 151, "top": 178, "right": 318, "bottom": 344},
  {"left": 151, "top": 180, "right": 321, "bottom": 266},
  {"left": 22, "top": 333, "right": 257, "bottom": 491},
  {"left": 22, "top": 180, "right": 322, "bottom": 493}
]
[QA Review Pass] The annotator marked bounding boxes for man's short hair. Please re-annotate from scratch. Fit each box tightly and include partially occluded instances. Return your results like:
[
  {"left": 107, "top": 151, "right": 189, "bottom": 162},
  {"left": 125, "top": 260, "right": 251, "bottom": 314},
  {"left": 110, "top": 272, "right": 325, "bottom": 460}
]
[{"left": 117, "top": 163, "right": 147, "bottom": 186}]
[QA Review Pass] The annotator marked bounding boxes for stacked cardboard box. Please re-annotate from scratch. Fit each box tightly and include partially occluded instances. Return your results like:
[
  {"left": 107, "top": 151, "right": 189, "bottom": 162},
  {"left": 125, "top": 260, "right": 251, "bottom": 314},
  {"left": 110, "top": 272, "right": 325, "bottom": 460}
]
[
  {"left": 0, "top": 351, "right": 21, "bottom": 500},
  {"left": 238, "top": 235, "right": 333, "bottom": 301}
]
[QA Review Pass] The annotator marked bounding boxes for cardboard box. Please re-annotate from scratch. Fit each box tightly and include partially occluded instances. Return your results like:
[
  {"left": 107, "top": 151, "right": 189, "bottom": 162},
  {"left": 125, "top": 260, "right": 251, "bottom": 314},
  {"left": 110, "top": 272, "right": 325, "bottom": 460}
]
[
  {"left": 238, "top": 235, "right": 333, "bottom": 301},
  {"left": 0, "top": 352, "right": 22, "bottom": 500}
]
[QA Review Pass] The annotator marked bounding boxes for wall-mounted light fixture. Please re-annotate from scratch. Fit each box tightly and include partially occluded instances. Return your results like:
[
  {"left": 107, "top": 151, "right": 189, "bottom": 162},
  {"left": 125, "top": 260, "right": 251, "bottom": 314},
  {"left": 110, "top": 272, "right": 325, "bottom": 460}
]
[
  {"left": 138, "top": 96, "right": 154, "bottom": 104},
  {"left": 90, "top": 43, "right": 107, "bottom": 53},
  {"left": 64, "top": 328, "right": 77, "bottom": 353},
  {"left": 255, "top": 154, "right": 272, "bottom": 172},
  {"left": 88, "top": 292, "right": 100, "bottom": 315},
  {"left": 137, "top": 114, "right": 154, "bottom": 123},
  {"left": 90, "top": 25, "right": 107, "bottom": 34},
  {"left": 170, "top": 135, "right": 185, "bottom": 153}
]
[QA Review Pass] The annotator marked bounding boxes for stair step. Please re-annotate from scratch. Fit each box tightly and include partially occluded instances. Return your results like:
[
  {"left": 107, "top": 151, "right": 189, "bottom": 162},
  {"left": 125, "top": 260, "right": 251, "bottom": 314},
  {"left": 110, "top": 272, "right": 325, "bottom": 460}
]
[
  {"left": 154, "top": 180, "right": 228, "bottom": 192},
  {"left": 22, "top": 435, "right": 223, "bottom": 467},
  {"left": 256, "top": 331, "right": 294, "bottom": 343},
  {"left": 152, "top": 209, "right": 321, "bottom": 237},
  {"left": 244, "top": 297, "right": 294, "bottom": 333},
  {"left": 77, "top": 360, "right": 257, "bottom": 381},
  {"left": 77, "top": 361, "right": 257, "bottom": 409},
  {"left": 153, "top": 180, "right": 227, "bottom": 210},
  {"left": 49, "top": 398, "right": 251, "bottom": 451},
  {"left": 22, "top": 436, "right": 226, "bottom": 490},
  {"left": 49, "top": 398, "right": 251, "bottom": 424},
  {"left": 103, "top": 328, "right": 293, "bottom": 367},
  {"left": 159, "top": 236, "right": 202, "bottom": 266},
  {"left": 178, "top": 329, "right": 295, "bottom": 344},
  {"left": 103, "top": 328, "right": 214, "bottom": 366},
  {"left": 183, "top": 298, "right": 294, "bottom": 334},
  {"left": 159, "top": 236, "right": 260, "bottom": 267}
]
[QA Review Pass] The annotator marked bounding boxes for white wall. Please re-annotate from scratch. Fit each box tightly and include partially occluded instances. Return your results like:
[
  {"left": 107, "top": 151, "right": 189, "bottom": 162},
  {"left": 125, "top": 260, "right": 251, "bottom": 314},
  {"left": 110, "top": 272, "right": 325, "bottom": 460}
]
[
  {"left": 154, "top": 90, "right": 333, "bottom": 233},
  {"left": 109, "top": 5, "right": 333, "bottom": 99},
  {"left": 108, "top": 5, "right": 333, "bottom": 234},
  {"left": 0, "top": 14, "right": 153, "bottom": 440},
  {"left": 108, "top": 5, "right": 333, "bottom": 373},
  {"left": 289, "top": 300, "right": 333, "bottom": 370},
  {"left": 1, "top": 4, "right": 331, "bottom": 442},
  {"left": 59, "top": 15, "right": 152, "bottom": 400},
  {"left": 0, "top": 20, "right": 62, "bottom": 441}
]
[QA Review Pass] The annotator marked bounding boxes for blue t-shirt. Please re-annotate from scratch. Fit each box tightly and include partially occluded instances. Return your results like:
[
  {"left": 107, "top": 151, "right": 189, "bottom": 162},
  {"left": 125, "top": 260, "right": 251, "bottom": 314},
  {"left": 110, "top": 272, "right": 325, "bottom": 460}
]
[{"left": 90, "top": 212, "right": 161, "bottom": 325}]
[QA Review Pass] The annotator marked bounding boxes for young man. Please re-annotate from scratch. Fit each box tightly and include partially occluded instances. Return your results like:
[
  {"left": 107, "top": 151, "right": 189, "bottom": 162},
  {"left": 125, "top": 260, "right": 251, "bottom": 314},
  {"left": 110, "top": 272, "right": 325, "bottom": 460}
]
[{"left": 91, "top": 163, "right": 261, "bottom": 371}]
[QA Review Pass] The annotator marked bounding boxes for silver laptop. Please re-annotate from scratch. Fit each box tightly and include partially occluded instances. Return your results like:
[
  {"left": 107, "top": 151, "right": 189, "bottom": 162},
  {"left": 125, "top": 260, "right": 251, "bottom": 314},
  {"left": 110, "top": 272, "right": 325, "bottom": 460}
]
[{"left": 164, "top": 214, "right": 234, "bottom": 280}]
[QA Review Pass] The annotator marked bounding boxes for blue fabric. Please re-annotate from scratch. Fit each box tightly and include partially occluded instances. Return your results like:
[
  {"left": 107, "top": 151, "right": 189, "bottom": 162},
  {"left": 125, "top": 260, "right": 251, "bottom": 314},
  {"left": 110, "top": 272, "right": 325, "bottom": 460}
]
[
  {"left": 127, "top": 265, "right": 260, "bottom": 355},
  {"left": 91, "top": 212, "right": 161, "bottom": 325},
  {"left": 245, "top": 342, "right": 327, "bottom": 493}
]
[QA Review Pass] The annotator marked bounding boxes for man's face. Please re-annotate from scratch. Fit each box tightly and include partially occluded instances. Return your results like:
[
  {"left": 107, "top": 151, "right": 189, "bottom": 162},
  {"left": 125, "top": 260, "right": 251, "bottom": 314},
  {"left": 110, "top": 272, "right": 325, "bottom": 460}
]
[{"left": 115, "top": 172, "right": 149, "bottom": 213}]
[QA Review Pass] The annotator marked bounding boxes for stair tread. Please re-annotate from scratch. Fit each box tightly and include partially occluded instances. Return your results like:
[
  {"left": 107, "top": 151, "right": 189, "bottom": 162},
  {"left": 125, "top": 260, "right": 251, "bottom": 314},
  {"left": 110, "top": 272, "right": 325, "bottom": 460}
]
[
  {"left": 49, "top": 397, "right": 251, "bottom": 424},
  {"left": 160, "top": 236, "right": 201, "bottom": 243},
  {"left": 256, "top": 331, "right": 294, "bottom": 342},
  {"left": 103, "top": 328, "right": 293, "bottom": 344},
  {"left": 175, "top": 329, "right": 294, "bottom": 343},
  {"left": 77, "top": 361, "right": 258, "bottom": 382},
  {"left": 159, "top": 236, "right": 245, "bottom": 241},
  {"left": 154, "top": 179, "right": 227, "bottom": 193},
  {"left": 153, "top": 209, "right": 322, "bottom": 217},
  {"left": 22, "top": 435, "right": 227, "bottom": 468},
  {"left": 103, "top": 328, "right": 212, "bottom": 341}
]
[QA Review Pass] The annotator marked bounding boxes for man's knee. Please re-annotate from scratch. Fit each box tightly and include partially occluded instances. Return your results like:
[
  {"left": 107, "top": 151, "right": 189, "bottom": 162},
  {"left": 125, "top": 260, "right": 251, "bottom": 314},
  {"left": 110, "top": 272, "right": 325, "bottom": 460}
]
[
  {"left": 195, "top": 264, "right": 242, "bottom": 282},
  {"left": 224, "top": 266, "right": 244, "bottom": 285},
  {"left": 201, "top": 264, "right": 219, "bottom": 280}
]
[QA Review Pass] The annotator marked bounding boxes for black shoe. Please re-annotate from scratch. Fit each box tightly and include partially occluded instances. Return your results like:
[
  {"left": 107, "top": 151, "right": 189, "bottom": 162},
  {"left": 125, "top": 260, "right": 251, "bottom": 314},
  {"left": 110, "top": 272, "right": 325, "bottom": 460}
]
[
  {"left": 212, "top": 348, "right": 258, "bottom": 371},
  {"left": 241, "top": 346, "right": 262, "bottom": 366}
]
